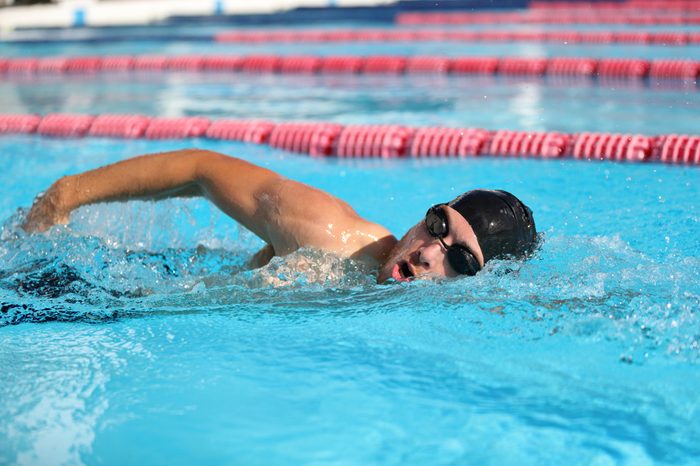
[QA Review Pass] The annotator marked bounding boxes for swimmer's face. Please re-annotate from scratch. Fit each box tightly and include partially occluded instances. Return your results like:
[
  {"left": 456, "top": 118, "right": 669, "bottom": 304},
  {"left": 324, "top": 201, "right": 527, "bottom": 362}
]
[{"left": 377, "top": 204, "right": 485, "bottom": 284}]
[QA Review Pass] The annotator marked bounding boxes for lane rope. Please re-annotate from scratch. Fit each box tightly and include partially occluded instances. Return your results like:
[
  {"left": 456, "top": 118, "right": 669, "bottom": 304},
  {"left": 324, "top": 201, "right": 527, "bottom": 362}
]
[
  {"left": 1, "top": 54, "right": 698, "bottom": 80},
  {"left": 214, "top": 29, "right": 700, "bottom": 47},
  {"left": 395, "top": 11, "right": 700, "bottom": 26},
  {"left": 529, "top": 1, "right": 700, "bottom": 11},
  {"left": 1, "top": 113, "right": 698, "bottom": 165}
]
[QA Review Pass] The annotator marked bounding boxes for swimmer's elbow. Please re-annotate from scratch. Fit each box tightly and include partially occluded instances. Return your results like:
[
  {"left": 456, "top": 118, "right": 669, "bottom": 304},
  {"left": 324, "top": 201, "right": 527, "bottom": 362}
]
[
  {"left": 181, "top": 148, "right": 223, "bottom": 165},
  {"left": 192, "top": 149, "right": 272, "bottom": 187},
  {"left": 185, "top": 149, "right": 229, "bottom": 182}
]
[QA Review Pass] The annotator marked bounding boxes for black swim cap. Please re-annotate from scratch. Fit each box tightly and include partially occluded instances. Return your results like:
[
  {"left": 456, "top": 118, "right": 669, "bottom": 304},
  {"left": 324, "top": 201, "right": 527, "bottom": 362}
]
[{"left": 447, "top": 189, "right": 537, "bottom": 263}]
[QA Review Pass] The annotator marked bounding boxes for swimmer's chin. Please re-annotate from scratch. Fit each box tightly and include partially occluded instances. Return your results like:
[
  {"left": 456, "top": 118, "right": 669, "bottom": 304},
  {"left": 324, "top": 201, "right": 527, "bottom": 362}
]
[{"left": 376, "top": 265, "right": 392, "bottom": 284}]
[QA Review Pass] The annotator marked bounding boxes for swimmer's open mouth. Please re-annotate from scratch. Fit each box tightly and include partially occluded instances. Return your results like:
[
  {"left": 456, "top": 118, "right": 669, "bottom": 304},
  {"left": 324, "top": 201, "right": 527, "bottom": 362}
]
[
  {"left": 399, "top": 261, "right": 414, "bottom": 280},
  {"left": 390, "top": 261, "right": 415, "bottom": 282}
]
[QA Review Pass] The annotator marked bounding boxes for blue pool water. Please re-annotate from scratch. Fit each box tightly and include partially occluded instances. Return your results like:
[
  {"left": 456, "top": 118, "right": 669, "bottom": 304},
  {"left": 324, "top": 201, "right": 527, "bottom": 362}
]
[{"left": 1, "top": 25, "right": 700, "bottom": 466}]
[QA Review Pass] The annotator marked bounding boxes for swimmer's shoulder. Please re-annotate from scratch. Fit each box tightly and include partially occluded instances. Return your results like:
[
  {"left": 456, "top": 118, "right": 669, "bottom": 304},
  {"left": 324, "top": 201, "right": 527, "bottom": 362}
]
[
  {"left": 347, "top": 219, "right": 397, "bottom": 266},
  {"left": 256, "top": 177, "right": 396, "bottom": 260}
]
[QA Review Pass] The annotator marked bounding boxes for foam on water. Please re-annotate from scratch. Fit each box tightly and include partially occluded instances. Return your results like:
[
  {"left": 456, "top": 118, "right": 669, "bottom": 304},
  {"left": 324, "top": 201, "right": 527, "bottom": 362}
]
[
  {"left": 0, "top": 41, "right": 698, "bottom": 461},
  {"left": 1, "top": 211, "right": 700, "bottom": 465},
  {"left": 2, "top": 205, "right": 698, "bottom": 365}
]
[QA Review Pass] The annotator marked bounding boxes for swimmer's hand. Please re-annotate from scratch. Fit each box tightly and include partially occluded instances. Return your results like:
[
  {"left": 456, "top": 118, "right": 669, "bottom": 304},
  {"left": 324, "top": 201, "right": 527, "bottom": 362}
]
[{"left": 22, "top": 177, "right": 72, "bottom": 233}]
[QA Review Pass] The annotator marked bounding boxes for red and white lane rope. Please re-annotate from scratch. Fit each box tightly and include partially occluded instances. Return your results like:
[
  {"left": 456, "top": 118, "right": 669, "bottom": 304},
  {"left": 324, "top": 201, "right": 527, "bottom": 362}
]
[
  {"left": 214, "top": 29, "right": 700, "bottom": 46},
  {"left": 530, "top": 0, "right": 700, "bottom": 11},
  {"left": 0, "top": 54, "right": 698, "bottom": 80},
  {"left": 395, "top": 11, "right": 700, "bottom": 26},
  {"left": 0, "top": 113, "right": 698, "bottom": 165}
]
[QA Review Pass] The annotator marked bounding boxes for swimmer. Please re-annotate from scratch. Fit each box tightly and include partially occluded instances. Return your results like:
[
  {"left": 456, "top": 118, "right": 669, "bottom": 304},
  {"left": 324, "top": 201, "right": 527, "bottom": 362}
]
[{"left": 22, "top": 149, "right": 537, "bottom": 283}]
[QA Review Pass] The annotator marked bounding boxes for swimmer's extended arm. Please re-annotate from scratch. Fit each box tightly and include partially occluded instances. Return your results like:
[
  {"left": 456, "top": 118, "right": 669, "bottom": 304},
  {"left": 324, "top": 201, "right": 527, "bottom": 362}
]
[{"left": 22, "top": 149, "right": 281, "bottom": 240}]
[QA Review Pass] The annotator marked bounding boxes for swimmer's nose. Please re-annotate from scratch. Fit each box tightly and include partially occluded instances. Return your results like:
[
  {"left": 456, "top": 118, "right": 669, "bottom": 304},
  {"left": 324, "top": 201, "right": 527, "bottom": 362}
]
[{"left": 415, "top": 243, "right": 441, "bottom": 271}]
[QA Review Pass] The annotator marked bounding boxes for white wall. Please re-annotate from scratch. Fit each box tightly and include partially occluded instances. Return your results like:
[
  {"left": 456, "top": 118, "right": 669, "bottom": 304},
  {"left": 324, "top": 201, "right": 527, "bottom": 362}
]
[{"left": 0, "top": 0, "right": 395, "bottom": 31}]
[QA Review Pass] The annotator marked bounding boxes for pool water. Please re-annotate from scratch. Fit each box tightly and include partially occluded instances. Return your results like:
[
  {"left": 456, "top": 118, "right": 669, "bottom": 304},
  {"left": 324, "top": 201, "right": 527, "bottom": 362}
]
[{"left": 1, "top": 24, "right": 700, "bottom": 466}]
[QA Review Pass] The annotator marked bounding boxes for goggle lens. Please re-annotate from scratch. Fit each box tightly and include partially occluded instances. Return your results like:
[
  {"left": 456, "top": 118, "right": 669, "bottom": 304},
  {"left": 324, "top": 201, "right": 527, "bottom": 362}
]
[{"left": 425, "top": 205, "right": 481, "bottom": 276}]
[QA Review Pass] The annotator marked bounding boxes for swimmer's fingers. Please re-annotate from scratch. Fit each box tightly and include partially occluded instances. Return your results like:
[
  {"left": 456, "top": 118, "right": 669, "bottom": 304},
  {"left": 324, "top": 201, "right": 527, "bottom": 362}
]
[
  {"left": 22, "top": 182, "right": 70, "bottom": 233},
  {"left": 22, "top": 202, "right": 61, "bottom": 233}
]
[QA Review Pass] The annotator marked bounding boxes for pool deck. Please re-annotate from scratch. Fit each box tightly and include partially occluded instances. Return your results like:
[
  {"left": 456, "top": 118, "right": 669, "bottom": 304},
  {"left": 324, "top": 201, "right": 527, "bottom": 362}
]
[{"left": 0, "top": 0, "right": 393, "bottom": 32}]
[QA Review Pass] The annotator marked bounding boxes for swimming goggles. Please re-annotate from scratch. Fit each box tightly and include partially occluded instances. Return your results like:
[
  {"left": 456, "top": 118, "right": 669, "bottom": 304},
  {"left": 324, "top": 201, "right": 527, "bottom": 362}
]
[{"left": 424, "top": 204, "right": 482, "bottom": 276}]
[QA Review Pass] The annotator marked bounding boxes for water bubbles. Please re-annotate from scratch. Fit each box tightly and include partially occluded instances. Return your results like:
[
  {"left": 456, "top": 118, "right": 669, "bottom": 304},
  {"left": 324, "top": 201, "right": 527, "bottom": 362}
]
[
  {"left": 2, "top": 202, "right": 699, "bottom": 362},
  {"left": 243, "top": 248, "right": 375, "bottom": 290}
]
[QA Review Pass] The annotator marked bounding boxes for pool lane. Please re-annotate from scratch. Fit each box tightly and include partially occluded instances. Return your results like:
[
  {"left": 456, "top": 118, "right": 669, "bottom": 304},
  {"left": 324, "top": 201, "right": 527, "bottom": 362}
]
[{"left": 1, "top": 72, "right": 697, "bottom": 135}]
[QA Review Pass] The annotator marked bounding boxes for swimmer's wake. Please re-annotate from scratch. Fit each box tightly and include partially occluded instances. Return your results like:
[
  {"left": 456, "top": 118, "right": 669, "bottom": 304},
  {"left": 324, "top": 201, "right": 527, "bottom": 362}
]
[{"left": 0, "top": 211, "right": 376, "bottom": 326}]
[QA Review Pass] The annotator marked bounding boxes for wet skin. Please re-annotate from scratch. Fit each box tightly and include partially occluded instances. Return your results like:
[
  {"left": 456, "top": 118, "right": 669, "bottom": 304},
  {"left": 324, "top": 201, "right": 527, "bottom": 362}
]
[
  {"left": 376, "top": 204, "right": 485, "bottom": 284},
  {"left": 22, "top": 149, "right": 483, "bottom": 284}
]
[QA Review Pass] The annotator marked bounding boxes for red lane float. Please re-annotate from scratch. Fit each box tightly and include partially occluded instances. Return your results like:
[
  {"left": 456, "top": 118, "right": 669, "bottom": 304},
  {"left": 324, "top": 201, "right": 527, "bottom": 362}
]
[
  {"left": 101, "top": 55, "right": 134, "bottom": 72},
  {"left": 88, "top": 114, "right": 152, "bottom": 139},
  {"left": 649, "top": 60, "right": 700, "bottom": 80},
  {"left": 530, "top": 1, "right": 700, "bottom": 10},
  {"left": 0, "top": 114, "right": 41, "bottom": 134},
  {"left": 66, "top": 57, "right": 102, "bottom": 74},
  {"left": 5, "top": 58, "right": 38, "bottom": 74},
  {"left": 615, "top": 32, "right": 651, "bottom": 44},
  {"left": 405, "top": 57, "right": 450, "bottom": 74},
  {"left": 542, "top": 31, "right": 580, "bottom": 43},
  {"left": 499, "top": 58, "right": 548, "bottom": 76},
  {"left": 279, "top": 56, "right": 321, "bottom": 74},
  {"left": 572, "top": 132, "right": 654, "bottom": 162},
  {"left": 362, "top": 56, "right": 407, "bottom": 74},
  {"left": 395, "top": 11, "right": 700, "bottom": 26},
  {"left": 144, "top": 117, "right": 210, "bottom": 139},
  {"left": 650, "top": 33, "right": 689, "bottom": 46},
  {"left": 451, "top": 57, "right": 499, "bottom": 74},
  {"left": 547, "top": 58, "right": 597, "bottom": 76},
  {"left": 269, "top": 122, "right": 343, "bottom": 156},
  {"left": 458, "top": 129, "right": 493, "bottom": 157},
  {"left": 309, "top": 124, "right": 344, "bottom": 157},
  {"left": 510, "top": 31, "right": 546, "bottom": 42},
  {"left": 319, "top": 56, "right": 364, "bottom": 74},
  {"left": 336, "top": 125, "right": 414, "bottom": 158},
  {"left": 37, "top": 114, "right": 95, "bottom": 138},
  {"left": 133, "top": 55, "right": 168, "bottom": 72},
  {"left": 239, "top": 55, "right": 281, "bottom": 73},
  {"left": 488, "top": 131, "right": 570, "bottom": 158},
  {"left": 36, "top": 57, "right": 68, "bottom": 74},
  {"left": 409, "top": 128, "right": 491, "bottom": 157},
  {"left": 597, "top": 59, "right": 650, "bottom": 79},
  {"left": 579, "top": 32, "right": 615, "bottom": 44},
  {"left": 354, "top": 30, "right": 389, "bottom": 42},
  {"left": 2, "top": 54, "right": 698, "bottom": 82},
  {"left": 202, "top": 56, "right": 242, "bottom": 71},
  {"left": 214, "top": 29, "right": 698, "bottom": 46},
  {"left": 409, "top": 128, "right": 457, "bottom": 157},
  {"left": 658, "top": 135, "right": 700, "bottom": 164},
  {"left": 446, "top": 31, "right": 479, "bottom": 42},
  {"left": 167, "top": 56, "right": 204, "bottom": 71},
  {"left": 1, "top": 113, "right": 697, "bottom": 165},
  {"left": 205, "top": 120, "right": 274, "bottom": 143}
]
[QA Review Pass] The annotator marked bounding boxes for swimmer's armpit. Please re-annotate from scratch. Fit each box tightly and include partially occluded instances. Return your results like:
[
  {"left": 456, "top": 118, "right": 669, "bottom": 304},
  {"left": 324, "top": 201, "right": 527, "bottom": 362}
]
[{"left": 247, "top": 244, "right": 275, "bottom": 269}]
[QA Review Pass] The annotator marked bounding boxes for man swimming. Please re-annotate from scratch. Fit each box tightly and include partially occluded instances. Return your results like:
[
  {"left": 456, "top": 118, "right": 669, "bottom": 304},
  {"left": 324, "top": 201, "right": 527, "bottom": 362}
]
[{"left": 22, "top": 149, "right": 537, "bottom": 284}]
